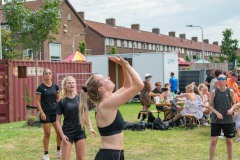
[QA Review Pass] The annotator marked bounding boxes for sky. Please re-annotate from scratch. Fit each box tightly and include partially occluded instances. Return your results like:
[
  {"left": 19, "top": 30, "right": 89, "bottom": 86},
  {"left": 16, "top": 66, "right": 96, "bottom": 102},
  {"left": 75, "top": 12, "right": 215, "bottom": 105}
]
[{"left": 69, "top": 0, "right": 240, "bottom": 45}]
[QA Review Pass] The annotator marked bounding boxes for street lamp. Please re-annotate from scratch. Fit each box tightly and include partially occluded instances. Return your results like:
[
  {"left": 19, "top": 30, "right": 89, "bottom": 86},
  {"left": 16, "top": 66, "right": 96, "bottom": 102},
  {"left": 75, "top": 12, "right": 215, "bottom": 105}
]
[
  {"left": 0, "top": 15, "right": 3, "bottom": 60},
  {"left": 186, "top": 25, "right": 204, "bottom": 62},
  {"left": 72, "top": 33, "right": 86, "bottom": 53}
]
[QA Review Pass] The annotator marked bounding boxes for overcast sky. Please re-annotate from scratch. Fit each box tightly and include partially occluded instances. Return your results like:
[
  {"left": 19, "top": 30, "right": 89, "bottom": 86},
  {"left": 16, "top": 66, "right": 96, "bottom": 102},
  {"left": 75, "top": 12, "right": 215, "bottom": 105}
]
[{"left": 69, "top": 0, "right": 240, "bottom": 45}]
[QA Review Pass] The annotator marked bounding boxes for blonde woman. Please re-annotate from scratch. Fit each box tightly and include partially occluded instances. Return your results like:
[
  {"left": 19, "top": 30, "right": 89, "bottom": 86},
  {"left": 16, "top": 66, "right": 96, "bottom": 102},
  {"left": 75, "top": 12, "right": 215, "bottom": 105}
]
[
  {"left": 56, "top": 76, "right": 96, "bottom": 160},
  {"left": 79, "top": 56, "right": 144, "bottom": 160},
  {"left": 165, "top": 84, "right": 202, "bottom": 125},
  {"left": 36, "top": 68, "right": 61, "bottom": 160}
]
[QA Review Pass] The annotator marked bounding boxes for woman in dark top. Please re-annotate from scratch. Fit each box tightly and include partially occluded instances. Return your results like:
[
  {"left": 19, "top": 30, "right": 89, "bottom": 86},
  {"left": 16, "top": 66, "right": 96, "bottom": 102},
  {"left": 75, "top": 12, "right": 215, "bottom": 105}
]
[
  {"left": 36, "top": 68, "right": 61, "bottom": 160},
  {"left": 56, "top": 76, "right": 96, "bottom": 160},
  {"left": 79, "top": 56, "right": 144, "bottom": 160}
]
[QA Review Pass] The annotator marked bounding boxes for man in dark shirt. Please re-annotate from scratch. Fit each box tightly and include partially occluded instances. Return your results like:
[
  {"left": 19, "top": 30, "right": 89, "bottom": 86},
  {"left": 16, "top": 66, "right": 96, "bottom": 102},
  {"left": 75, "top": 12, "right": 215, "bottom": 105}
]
[
  {"left": 149, "top": 82, "right": 163, "bottom": 97},
  {"left": 205, "top": 69, "right": 215, "bottom": 90}
]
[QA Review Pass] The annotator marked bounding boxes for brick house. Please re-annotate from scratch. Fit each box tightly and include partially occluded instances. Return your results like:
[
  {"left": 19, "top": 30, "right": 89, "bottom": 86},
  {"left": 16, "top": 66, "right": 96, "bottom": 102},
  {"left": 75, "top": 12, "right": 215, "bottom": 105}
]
[
  {"left": 81, "top": 15, "right": 222, "bottom": 61},
  {"left": 0, "top": 0, "right": 86, "bottom": 61}
]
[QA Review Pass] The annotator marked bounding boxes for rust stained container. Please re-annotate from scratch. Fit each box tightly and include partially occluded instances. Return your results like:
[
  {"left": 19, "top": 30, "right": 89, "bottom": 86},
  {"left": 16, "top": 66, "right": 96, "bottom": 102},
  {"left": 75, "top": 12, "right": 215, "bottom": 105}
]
[{"left": 0, "top": 60, "right": 92, "bottom": 123}]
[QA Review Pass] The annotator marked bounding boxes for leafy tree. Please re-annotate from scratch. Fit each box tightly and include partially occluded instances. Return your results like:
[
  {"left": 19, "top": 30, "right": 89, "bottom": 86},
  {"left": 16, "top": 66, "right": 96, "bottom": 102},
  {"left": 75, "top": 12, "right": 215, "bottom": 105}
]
[
  {"left": 3, "top": 0, "right": 61, "bottom": 59},
  {"left": 79, "top": 41, "right": 87, "bottom": 55},
  {"left": 2, "top": 29, "right": 23, "bottom": 60},
  {"left": 218, "top": 55, "right": 225, "bottom": 63},
  {"left": 209, "top": 55, "right": 213, "bottom": 62},
  {"left": 4, "top": 0, "right": 61, "bottom": 86},
  {"left": 185, "top": 55, "right": 190, "bottom": 62},
  {"left": 220, "top": 28, "right": 239, "bottom": 62},
  {"left": 109, "top": 47, "right": 118, "bottom": 54}
]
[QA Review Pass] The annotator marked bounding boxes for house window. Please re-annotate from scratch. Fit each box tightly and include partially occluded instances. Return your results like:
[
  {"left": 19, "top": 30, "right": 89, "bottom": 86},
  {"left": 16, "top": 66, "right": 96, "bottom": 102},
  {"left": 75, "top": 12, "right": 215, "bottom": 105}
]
[
  {"left": 133, "top": 42, "right": 137, "bottom": 48},
  {"left": 117, "top": 40, "right": 121, "bottom": 47},
  {"left": 152, "top": 44, "right": 156, "bottom": 51},
  {"left": 148, "top": 44, "right": 152, "bottom": 50},
  {"left": 181, "top": 48, "right": 184, "bottom": 54},
  {"left": 24, "top": 49, "right": 33, "bottom": 59},
  {"left": 143, "top": 43, "right": 147, "bottom": 49},
  {"left": 124, "top": 40, "right": 128, "bottom": 48},
  {"left": 137, "top": 42, "right": 141, "bottom": 49},
  {"left": 128, "top": 41, "right": 132, "bottom": 48},
  {"left": 67, "top": 14, "right": 71, "bottom": 21},
  {"left": 156, "top": 45, "right": 159, "bottom": 51},
  {"left": 110, "top": 39, "right": 114, "bottom": 46},
  {"left": 2, "top": 25, "right": 10, "bottom": 30},
  {"left": 160, "top": 45, "right": 163, "bottom": 51},
  {"left": 58, "top": 11, "right": 61, "bottom": 18},
  {"left": 49, "top": 43, "right": 61, "bottom": 61},
  {"left": 105, "top": 38, "right": 110, "bottom": 46}
]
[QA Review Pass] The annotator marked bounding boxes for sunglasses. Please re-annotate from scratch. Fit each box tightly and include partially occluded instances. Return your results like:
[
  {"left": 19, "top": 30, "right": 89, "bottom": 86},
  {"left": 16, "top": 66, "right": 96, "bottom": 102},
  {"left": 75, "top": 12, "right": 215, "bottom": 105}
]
[
  {"left": 44, "top": 72, "right": 52, "bottom": 75},
  {"left": 217, "top": 77, "right": 226, "bottom": 81}
]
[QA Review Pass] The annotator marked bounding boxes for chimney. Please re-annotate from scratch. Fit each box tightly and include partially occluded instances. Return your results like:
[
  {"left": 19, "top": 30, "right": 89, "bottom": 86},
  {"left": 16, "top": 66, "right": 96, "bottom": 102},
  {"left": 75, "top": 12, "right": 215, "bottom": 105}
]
[
  {"left": 131, "top": 24, "right": 140, "bottom": 30},
  {"left": 179, "top": 34, "right": 186, "bottom": 39},
  {"left": 78, "top": 12, "right": 85, "bottom": 21},
  {"left": 203, "top": 39, "right": 209, "bottom": 44},
  {"left": 152, "top": 28, "right": 160, "bottom": 34},
  {"left": 169, "top": 31, "right": 175, "bottom": 37},
  {"left": 106, "top": 18, "right": 116, "bottom": 26},
  {"left": 192, "top": 37, "right": 198, "bottom": 42},
  {"left": 213, "top": 41, "right": 218, "bottom": 46}
]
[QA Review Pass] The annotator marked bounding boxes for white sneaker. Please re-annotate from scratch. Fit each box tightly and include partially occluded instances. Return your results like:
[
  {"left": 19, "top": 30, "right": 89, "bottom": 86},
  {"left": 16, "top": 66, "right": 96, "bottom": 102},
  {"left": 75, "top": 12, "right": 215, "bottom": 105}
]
[
  {"left": 202, "top": 122, "right": 210, "bottom": 126},
  {"left": 42, "top": 154, "right": 49, "bottom": 160},
  {"left": 56, "top": 150, "right": 62, "bottom": 159}
]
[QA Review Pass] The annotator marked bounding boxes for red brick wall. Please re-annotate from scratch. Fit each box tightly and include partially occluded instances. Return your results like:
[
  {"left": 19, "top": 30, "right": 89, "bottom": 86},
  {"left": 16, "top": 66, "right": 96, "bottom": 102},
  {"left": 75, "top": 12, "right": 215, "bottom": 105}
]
[{"left": 42, "top": 1, "right": 86, "bottom": 60}]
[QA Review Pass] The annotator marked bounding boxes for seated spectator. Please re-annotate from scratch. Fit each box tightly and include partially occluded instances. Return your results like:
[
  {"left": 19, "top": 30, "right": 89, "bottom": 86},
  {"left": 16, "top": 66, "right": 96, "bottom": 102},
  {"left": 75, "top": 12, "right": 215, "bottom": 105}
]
[
  {"left": 149, "top": 82, "right": 163, "bottom": 102},
  {"left": 164, "top": 84, "right": 203, "bottom": 125}
]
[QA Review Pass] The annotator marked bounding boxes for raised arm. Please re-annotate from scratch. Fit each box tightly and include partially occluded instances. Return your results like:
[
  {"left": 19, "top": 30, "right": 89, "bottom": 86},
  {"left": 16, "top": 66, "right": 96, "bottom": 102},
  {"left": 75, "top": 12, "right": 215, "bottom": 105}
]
[{"left": 106, "top": 56, "right": 144, "bottom": 107}]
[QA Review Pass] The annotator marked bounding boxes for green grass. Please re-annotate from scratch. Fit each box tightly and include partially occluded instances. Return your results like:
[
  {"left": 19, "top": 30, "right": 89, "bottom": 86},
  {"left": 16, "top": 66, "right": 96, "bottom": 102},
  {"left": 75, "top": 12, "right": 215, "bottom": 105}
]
[{"left": 0, "top": 103, "right": 240, "bottom": 160}]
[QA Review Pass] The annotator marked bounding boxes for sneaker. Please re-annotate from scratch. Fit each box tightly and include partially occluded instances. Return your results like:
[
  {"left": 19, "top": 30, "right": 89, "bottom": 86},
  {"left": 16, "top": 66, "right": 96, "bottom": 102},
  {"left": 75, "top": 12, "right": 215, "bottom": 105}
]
[
  {"left": 42, "top": 154, "right": 49, "bottom": 160},
  {"left": 202, "top": 122, "right": 210, "bottom": 127},
  {"left": 56, "top": 150, "right": 62, "bottom": 159},
  {"left": 235, "top": 138, "right": 240, "bottom": 142}
]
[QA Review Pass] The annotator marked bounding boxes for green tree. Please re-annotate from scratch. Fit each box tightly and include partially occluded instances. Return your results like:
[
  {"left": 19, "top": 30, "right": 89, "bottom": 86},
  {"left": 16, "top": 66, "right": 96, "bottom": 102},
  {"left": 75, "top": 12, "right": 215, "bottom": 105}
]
[
  {"left": 79, "top": 41, "right": 87, "bottom": 55},
  {"left": 4, "top": 0, "right": 61, "bottom": 86},
  {"left": 185, "top": 55, "right": 190, "bottom": 62},
  {"left": 2, "top": 29, "right": 23, "bottom": 60},
  {"left": 209, "top": 55, "right": 213, "bottom": 62},
  {"left": 3, "top": 0, "right": 61, "bottom": 59},
  {"left": 220, "top": 28, "right": 239, "bottom": 62},
  {"left": 218, "top": 55, "right": 225, "bottom": 63},
  {"left": 109, "top": 47, "right": 118, "bottom": 54}
]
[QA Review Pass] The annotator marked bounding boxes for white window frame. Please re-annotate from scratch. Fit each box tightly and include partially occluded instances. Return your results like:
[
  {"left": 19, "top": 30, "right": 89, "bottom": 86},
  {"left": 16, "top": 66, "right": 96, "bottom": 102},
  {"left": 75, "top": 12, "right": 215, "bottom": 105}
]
[
  {"left": 117, "top": 39, "right": 121, "bottom": 47},
  {"left": 24, "top": 49, "right": 33, "bottom": 59},
  {"left": 137, "top": 42, "right": 141, "bottom": 49},
  {"left": 67, "top": 14, "right": 71, "bottom": 21},
  {"left": 152, "top": 44, "right": 156, "bottom": 51},
  {"left": 160, "top": 45, "right": 163, "bottom": 51},
  {"left": 156, "top": 45, "right": 159, "bottom": 51},
  {"left": 128, "top": 41, "right": 132, "bottom": 48},
  {"left": 133, "top": 42, "right": 137, "bottom": 48},
  {"left": 148, "top": 44, "right": 152, "bottom": 50},
  {"left": 105, "top": 38, "right": 110, "bottom": 46},
  {"left": 110, "top": 39, "right": 114, "bottom": 46},
  {"left": 123, "top": 40, "right": 128, "bottom": 48},
  {"left": 49, "top": 43, "right": 61, "bottom": 61},
  {"left": 143, "top": 43, "right": 147, "bottom": 49},
  {"left": 164, "top": 46, "right": 167, "bottom": 51}
]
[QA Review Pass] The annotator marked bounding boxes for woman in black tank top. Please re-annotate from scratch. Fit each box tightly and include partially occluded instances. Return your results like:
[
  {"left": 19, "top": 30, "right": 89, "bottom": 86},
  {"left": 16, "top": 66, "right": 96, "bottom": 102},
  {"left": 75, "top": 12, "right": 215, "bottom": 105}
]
[{"left": 79, "top": 56, "right": 144, "bottom": 160}]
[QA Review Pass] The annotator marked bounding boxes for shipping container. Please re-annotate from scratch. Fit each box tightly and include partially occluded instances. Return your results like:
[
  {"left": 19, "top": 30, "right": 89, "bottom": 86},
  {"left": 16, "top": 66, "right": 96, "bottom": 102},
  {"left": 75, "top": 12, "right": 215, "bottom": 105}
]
[{"left": 0, "top": 60, "right": 91, "bottom": 123}]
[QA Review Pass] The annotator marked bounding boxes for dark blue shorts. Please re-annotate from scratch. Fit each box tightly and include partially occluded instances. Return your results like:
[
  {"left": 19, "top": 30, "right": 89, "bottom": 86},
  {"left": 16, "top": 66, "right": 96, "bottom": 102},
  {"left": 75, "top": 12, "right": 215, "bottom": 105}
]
[
  {"left": 95, "top": 149, "right": 124, "bottom": 160},
  {"left": 211, "top": 123, "right": 235, "bottom": 138},
  {"left": 39, "top": 114, "right": 56, "bottom": 123}
]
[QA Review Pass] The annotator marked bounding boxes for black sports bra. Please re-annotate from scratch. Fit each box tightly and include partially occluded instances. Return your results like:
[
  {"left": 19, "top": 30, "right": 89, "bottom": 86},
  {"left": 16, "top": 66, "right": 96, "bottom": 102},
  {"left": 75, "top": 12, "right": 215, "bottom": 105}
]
[{"left": 97, "top": 110, "right": 124, "bottom": 136}]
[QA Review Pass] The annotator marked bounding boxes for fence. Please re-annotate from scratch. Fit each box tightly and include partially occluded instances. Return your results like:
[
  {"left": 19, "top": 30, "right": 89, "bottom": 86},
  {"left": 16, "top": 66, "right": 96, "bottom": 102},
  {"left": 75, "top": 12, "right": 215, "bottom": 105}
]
[{"left": 190, "top": 63, "right": 228, "bottom": 71}]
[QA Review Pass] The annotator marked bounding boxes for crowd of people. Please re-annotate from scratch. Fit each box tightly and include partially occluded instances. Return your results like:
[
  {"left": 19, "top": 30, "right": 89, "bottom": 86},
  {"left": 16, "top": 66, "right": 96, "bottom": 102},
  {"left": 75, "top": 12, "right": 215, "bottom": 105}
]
[{"left": 35, "top": 65, "right": 240, "bottom": 160}]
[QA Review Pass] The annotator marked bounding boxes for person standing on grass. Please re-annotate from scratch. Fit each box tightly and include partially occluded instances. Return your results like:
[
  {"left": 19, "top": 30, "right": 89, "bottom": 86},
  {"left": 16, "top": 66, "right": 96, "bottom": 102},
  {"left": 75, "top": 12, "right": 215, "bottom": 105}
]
[
  {"left": 169, "top": 72, "right": 178, "bottom": 94},
  {"left": 79, "top": 56, "right": 144, "bottom": 160},
  {"left": 208, "top": 74, "right": 236, "bottom": 160},
  {"left": 139, "top": 73, "right": 153, "bottom": 120},
  {"left": 56, "top": 76, "right": 96, "bottom": 160},
  {"left": 36, "top": 68, "right": 61, "bottom": 160}
]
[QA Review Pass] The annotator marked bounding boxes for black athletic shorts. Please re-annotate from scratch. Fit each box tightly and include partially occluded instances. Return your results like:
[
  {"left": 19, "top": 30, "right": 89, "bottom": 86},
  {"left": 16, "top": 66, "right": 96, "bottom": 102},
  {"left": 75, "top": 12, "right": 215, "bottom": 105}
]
[
  {"left": 39, "top": 114, "right": 56, "bottom": 123},
  {"left": 67, "top": 134, "right": 86, "bottom": 144},
  {"left": 211, "top": 123, "right": 235, "bottom": 138},
  {"left": 95, "top": 149, "right": 124, "bottom": 160}
]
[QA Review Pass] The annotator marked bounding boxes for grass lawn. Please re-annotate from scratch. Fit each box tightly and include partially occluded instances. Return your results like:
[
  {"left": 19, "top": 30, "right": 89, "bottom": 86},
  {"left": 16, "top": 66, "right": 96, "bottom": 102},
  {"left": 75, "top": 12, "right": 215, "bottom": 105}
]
[{"left": 0, "top": 103, "right": 240, "bottom": 160}]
